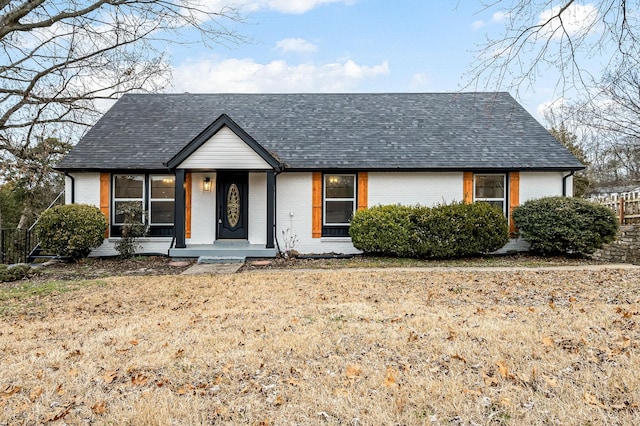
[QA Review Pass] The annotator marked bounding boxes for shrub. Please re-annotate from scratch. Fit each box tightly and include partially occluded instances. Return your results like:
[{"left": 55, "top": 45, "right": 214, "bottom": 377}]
[
  {"left": 350, "top": 202, "right": 509, "bottom": 258},
  {"left": 512, "top": 196, "right": 619, "bottom": 255},
  {"left": 349, "top": 205, "right": 417, "bottom": 257},
  {"left": 114, "top": 202, "right": 148, "bottom": 259},
  {"left": 0, "top": 264, "right": 35, "bottom": 282},
  {"left": 412, "top": 202, "right": 509, "bottom": 258},
  {"left": 35, "top": 204, "right": 107, "bottom": 260}
]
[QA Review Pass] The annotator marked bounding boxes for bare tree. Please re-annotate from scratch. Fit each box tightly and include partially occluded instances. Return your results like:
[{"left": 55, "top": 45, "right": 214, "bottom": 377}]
[
  {"left": 0, "top": 0, "right": 241, "bottom": 163},
  {"left": 0, "top": 0, "right": 242, "bottom": 226},
  {"left": 469, "top": 1, "right": 640, "bottom": 97}
]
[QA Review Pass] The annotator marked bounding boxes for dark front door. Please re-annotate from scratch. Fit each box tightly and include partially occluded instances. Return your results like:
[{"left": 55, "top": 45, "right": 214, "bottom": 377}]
[{"left": 217, "top": 172, "right": 248, "bottom": 239}]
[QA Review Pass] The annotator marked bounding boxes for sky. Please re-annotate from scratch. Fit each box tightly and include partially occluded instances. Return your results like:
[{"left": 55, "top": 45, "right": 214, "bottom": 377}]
[{"left": 163, "top": 0, "right": 602, "bottom": 123}]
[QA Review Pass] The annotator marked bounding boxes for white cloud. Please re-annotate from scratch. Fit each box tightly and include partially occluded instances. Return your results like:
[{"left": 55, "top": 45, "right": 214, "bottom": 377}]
[
  {"left": 471, "top": 20, "right": 485, "bottom": 30},
  {"left": 409, "top": 73, "right": 431, "bottom": 90},
  {"left": 492, "top": 11, "right": 509, "bottom": 23},
  {"left": 190, "top": 0, "right": 353, "bottom": 15},
  {"left": 538, "top": 4, "right": 600, "bottom": 39},
  {"left": 171, "top": 58, "right": 389, "bottom": 92},
  {"left": 471, "top": 10, "right": 509, "bottom": 30},
  {"left": 276, "top": 38, "right": 318, "bottom": 54}
]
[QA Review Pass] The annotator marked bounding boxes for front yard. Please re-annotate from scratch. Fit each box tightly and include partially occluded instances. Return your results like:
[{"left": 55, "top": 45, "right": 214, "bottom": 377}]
[{"left": 1, "top": 267, "right": 639, "bottom": 424}]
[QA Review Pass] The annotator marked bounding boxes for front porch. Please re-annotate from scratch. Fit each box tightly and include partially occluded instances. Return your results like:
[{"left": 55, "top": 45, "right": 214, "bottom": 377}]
[{"left": 169, "top": 240, "right": 277, "bottom": 259}]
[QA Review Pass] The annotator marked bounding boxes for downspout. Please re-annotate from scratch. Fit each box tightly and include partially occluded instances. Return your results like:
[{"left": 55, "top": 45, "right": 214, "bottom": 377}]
[
  {"left": 64, "top": 172, "right": 75, "bottom": 204},
  {"left": 273, "top": 170, "right": 283, "bottom": 256},
  {"left": 562, "top": 171, "right": 575, "bottom": 197}
]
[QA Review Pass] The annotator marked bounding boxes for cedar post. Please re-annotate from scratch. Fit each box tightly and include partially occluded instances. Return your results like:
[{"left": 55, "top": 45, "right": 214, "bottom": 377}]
[{"left": 619, "top": 197, "right": 625, "bottom": 224}]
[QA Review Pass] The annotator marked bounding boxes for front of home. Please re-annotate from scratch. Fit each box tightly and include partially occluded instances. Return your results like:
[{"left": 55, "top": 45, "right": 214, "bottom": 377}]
[{"left": 55, "top": 93, "right": 584, "bottom": 258}]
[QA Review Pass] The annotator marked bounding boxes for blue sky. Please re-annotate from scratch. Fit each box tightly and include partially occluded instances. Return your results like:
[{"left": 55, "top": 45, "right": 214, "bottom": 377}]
[{"left": 165, "top": 1, "right": 598, "bottom": 123}]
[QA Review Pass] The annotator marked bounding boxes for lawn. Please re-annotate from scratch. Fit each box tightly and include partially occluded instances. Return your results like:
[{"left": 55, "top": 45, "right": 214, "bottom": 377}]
[{"left": 1, "top": 267, "right": 639, "bottom": 425}]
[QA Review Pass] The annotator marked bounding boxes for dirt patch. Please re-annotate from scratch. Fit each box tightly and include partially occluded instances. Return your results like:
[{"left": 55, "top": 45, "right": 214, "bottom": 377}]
[
  {"left": 4, "top": 253, "right": 611, "bottom": 284},
  {"left": 29, "top": 256, "right": 195, "bottom": 282}
]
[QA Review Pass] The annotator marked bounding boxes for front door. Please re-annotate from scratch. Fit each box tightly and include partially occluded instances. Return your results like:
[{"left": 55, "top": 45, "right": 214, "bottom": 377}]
[{"left": 217, "top": 172, "right": 249, "bottom": 239}]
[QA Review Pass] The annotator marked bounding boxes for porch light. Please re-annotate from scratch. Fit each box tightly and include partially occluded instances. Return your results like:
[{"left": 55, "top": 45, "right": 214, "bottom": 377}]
[{"left": 203, "top": 177, "right": 212, "bottom": 192}]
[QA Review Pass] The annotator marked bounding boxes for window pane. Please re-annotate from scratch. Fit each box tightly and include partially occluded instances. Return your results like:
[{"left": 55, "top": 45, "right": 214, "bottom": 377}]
[
  {"left": 325, "top": 200, "right": 354, "bottom": 224},
  {"left": 115, "top": 201, "right": 143, "bottom": 224},
  {"left": 151, "top": 176, "right": 175, "bottom": 199},
  {"left": 480, "top": 200, "right": 504, "bottom": 213},
  {"left": 475, "top": 175, "right": 504, "bottom": 198},
  {"left": 151, "top": 201, "right": 174, "bottom": 224},
  {"left": 115, "top": 175, "right": 143, "bottom": 198},
  {"left": 326, "top": 175, "right": 355, "bottom": 198}
]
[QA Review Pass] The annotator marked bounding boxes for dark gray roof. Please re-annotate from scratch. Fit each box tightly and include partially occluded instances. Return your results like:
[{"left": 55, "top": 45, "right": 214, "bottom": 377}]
[{"left": 56, "top": 92, "right": 585, "bottom": 171}]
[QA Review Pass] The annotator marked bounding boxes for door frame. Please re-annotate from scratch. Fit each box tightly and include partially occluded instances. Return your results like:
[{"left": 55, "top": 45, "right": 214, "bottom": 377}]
[{"left": 216, "top": 172, "right": 249, "bottom": 240}]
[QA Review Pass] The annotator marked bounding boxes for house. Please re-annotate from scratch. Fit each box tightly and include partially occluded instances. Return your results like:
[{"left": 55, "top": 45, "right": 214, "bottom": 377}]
[{"left": 55, "top": 92, "right": 584, "bottom": 258}]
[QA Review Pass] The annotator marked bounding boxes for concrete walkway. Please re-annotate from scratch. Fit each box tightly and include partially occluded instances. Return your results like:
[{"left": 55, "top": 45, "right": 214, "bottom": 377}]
[
  {"left": 183, "top": 262, "right": 640, "bottom": 276},
  {"left": 181, "top": 263, "right": 244, "bottom": 275}
]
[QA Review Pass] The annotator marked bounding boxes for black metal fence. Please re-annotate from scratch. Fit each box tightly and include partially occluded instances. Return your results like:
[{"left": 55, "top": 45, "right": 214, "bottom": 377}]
[{"left": 0, "top": 228, "right": 35, "bottom": 265}]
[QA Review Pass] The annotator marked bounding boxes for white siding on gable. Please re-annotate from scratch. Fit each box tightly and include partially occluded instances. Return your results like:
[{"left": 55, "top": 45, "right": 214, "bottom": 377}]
[
  {"left": 188, "top": 172, "right": 216, "bottom": 244},
  {"left": 178, "top": 126, "right": 272, "bottom": 170},
  {"left": 520, "top": 171, "right": 566, "bottom": 202},
  {"left": 368, "top": 172, "right": 463, "bottom": 206},
  {"left": 69, "top": 173, "right": 101, "bottom": 207}
]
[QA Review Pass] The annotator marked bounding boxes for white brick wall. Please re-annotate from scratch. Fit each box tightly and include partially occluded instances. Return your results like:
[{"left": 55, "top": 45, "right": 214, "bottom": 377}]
[
  {"left": 520, "top": 171, "right": 567, "bottom": 202},
  {"left": 68, "top": 172, "right": 101, "bottom": 207},
  {"left": 65, "top": 170, "right": 577, "bottom": 256},
  {"left": 275, "top": 171, "right": 465, "bottom": 255},
  {"left": 188, "top": 172, "right": 216, "bottom": 244},
  {"left": 368, "top": 172, "right": 463, "bottom": 206},
  {"left": 248, "top": 173, "right": 267, "bottom": 245}
]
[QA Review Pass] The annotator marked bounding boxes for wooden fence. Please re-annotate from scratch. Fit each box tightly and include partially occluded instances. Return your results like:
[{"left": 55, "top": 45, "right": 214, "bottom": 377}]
[{"left": 589, "top": 190, "right": 640, "bottom": 224}]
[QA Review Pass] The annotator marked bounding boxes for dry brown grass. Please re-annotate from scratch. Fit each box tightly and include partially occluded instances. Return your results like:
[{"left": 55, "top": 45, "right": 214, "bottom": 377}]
[{"left": 1, "top": 268, "right": 639, "bottom": 425}]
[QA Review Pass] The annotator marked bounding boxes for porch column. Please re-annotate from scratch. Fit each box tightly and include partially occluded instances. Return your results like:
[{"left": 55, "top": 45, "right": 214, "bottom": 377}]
[
  {"left": 266, "top": 170, "right": 275, "bottom": 249},
  {"left": 174, "top": 169, "right": 186, "bottom": 248}
]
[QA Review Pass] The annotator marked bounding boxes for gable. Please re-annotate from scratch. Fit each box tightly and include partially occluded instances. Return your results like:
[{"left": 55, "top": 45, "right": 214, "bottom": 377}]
[{"left": 177, "top": 126, "right": 272, "bottom": 170}]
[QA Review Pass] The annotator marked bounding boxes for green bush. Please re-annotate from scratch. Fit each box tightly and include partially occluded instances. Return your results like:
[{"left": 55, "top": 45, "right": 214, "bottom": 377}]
[
  {"left": 512, "top": 197, "right": 618, "bottom": 255},
  {"left": 349, "top": 205, "right": 417, "bottom": 257},
  {"left": 412, "top": 202, "right": 509, "bottom": 258},
  {"left": 350, "top": 202, "right": 509, "bottom": 258},
  {"left": 35, "top": 204, "right": 107, "bottom": 260},
  {"left": 0, "top": 264, "right": 35, "bottom": 282}
]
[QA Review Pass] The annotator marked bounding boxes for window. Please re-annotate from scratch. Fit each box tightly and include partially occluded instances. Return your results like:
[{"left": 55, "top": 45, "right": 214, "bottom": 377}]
[
  {"left": 112, "top": 174, "right": 175, "bottom": 237},
  {"left": 324, "top": 174, "right": 356, "bottom": 235},
  {"left": 150, "top": 175, "right": 175, "bottom": 225},
  {"left": 113, "top": 175, "right": 144, "bottom": 224},
  {"left": 474, "top": 174, "right": 506, "bottom": 214}
]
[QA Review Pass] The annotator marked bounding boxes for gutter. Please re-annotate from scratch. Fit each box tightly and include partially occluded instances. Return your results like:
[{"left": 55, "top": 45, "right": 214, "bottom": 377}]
[
  {"left": 562, "top": 171, "right": 575, "bottom": 197},
  {"left": 64, "top": 172, "right": 75, "bottom": 203}
]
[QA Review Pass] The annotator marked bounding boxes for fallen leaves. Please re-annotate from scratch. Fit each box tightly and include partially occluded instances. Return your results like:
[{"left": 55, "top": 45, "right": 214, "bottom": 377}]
[
  {"left": 345, "top": 364, "right": 362, "bottom": 379},
  {"left": 1, "top": 384, "right": 21, "bottom": 398},
  {"left": 91, "top": 400, "right": 107, "bottom": 415},
  {"left": 131, "top": 373, "right": 148, "bottom": 386},
  {"left": 2, "top": 269, "right": 640, "bottom": 424},
  {"left": 384, "top": 366, "right": 397, "bottom": 388}
]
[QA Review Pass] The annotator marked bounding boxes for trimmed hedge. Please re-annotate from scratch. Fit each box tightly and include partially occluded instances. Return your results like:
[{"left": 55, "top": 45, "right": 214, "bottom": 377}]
[
  {"left": 512, "top": 196, "right": 618, "bottom": 255},
  {"left": 35, "top": 204, "right": 107, "bottom": 260},
  {"left": 350, "top": 202, "right": 509, "bottom": 258}
]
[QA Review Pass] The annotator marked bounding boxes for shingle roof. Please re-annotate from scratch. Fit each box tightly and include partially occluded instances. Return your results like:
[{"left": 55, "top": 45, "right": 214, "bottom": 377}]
[{"left": 56, "top": 92, "right": 584, "bottom": 171}]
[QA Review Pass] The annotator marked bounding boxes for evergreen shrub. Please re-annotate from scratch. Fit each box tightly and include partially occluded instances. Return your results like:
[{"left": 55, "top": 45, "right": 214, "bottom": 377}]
[
  {"left": 35, "top": 204, "right": 107, "bottom": 260},
  {"left": 512, "top": 196, "right": 618, "bottom": 255},
  {"left": 350, "top": 202, "right": 509, "bottom": 258}
]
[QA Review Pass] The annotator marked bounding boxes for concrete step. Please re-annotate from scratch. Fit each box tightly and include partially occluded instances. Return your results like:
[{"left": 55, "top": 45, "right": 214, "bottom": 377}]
[{"left": 198, "top": 256, "right": 246, "bottom": 264}]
